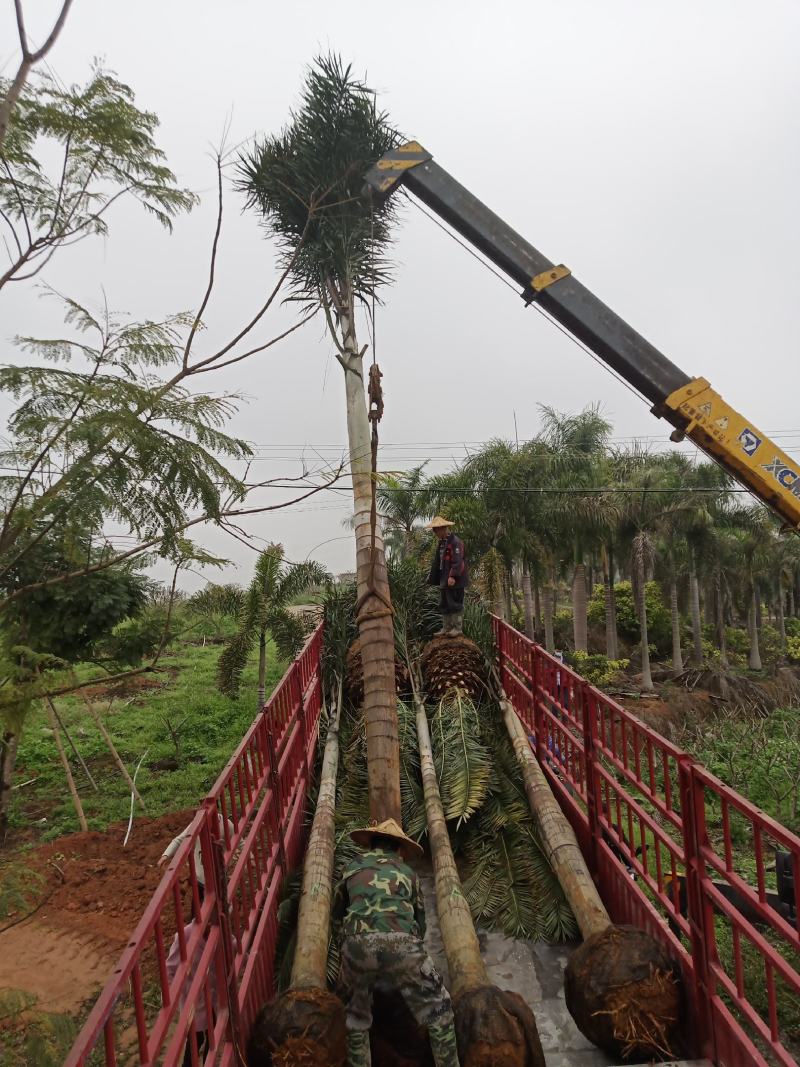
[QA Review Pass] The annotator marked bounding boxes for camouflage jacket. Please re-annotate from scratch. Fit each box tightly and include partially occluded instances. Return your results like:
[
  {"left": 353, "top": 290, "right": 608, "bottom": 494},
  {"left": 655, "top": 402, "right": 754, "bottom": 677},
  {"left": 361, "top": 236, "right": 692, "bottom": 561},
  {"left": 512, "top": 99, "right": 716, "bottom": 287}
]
[{"left": 332, "top": 848, "right": 426, "bottom": 939}]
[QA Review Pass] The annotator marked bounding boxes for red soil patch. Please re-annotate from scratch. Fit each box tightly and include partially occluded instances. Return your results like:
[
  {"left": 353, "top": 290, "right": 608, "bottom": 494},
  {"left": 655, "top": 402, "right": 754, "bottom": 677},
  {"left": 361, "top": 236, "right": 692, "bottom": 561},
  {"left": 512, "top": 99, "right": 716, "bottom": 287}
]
[
  {"left": 0, "top": 810, "right": 201, "bottom": 1041},
  {"left": 15, "top": 809, "right": 195, "bottom": 947}
]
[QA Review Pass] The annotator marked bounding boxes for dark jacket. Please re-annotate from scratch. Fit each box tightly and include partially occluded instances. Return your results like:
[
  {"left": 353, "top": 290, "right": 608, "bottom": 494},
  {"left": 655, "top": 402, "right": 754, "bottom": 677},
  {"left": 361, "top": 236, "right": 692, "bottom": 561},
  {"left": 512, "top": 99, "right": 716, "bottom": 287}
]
[{"left": 428, "top": 532, "right": 468, "bottom": 589}]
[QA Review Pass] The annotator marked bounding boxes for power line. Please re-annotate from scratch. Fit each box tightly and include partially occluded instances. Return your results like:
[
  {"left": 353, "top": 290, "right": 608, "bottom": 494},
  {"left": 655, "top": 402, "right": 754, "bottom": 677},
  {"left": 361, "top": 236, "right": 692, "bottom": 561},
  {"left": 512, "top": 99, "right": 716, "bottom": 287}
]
[
  {"left": 261, "top": 482, "right": 750, "bottom": 495},
  {"left": 400, "top": 190, "right": 649, "bottom": 405}
]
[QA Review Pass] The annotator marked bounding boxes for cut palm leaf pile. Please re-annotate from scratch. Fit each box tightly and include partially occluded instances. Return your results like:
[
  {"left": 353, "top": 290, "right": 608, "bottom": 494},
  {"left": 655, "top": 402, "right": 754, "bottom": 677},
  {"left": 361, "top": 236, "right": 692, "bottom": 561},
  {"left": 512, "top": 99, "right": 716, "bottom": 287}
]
[{"left": 429, "top": 691, "right": 490, "bottom": 827}]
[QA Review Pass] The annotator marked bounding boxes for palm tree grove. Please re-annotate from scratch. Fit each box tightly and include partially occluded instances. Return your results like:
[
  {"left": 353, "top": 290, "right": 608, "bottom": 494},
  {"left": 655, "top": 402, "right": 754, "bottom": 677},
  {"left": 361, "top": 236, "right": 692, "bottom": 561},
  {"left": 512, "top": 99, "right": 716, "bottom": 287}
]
[{"left": 1, "top": 10, "right": 799, "bottom": 1067}]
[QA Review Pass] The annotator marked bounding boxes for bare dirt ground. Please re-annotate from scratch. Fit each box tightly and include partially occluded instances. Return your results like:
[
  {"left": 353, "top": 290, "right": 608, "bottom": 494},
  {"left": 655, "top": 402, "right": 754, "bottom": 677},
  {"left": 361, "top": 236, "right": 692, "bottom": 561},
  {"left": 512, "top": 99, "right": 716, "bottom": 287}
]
[{"left": 0, "top": 810, "right": 192, "bottom": 1020}]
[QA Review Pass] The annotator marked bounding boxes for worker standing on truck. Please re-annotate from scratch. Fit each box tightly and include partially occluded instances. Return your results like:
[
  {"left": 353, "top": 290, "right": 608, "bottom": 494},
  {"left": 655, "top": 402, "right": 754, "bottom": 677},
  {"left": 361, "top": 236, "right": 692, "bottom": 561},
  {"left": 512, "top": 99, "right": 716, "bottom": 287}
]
[
  {"left": 427, "top": 516, "right": 468, "bottom": 637},
  {"left": 333, "top": 818, "right": 459, "bottom": 1067}
]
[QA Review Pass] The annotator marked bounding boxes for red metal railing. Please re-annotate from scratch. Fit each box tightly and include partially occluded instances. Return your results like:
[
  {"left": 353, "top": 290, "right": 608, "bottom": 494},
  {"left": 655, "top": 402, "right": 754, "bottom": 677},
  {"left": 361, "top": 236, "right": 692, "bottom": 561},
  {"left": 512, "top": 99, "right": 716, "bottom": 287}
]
[
  {"left": 64, "top": 623, "right": 324, "bottom": 1067},
  {"left": 64, "top": 616, "right": 800, "bottom": 1067},
  {"left": 494, "top": 617, "right": 800, "bottom": 1067}
]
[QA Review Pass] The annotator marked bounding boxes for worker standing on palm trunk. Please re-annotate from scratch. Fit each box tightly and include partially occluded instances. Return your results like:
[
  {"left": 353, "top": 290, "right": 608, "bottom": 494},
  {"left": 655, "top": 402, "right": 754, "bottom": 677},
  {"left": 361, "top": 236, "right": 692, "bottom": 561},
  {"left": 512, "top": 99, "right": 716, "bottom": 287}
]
[
  {"left": 333, "top": 819, "right": 459, "bottom": 1067},
  {"left": 427, "top": 516, "right": 468, "bottom": 637}
]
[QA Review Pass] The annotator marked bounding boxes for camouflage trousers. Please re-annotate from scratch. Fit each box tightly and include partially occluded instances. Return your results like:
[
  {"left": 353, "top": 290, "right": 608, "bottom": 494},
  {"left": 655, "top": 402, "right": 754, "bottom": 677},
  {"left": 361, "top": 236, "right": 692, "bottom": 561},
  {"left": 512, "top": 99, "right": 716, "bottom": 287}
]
[{"left": 341, "top": 932, "right": 459, "bottom": 1067}]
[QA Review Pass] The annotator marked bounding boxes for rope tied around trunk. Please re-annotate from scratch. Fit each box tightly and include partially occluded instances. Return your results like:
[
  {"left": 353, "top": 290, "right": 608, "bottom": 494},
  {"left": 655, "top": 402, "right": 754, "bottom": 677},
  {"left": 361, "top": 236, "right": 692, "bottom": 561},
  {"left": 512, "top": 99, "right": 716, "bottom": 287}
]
[{"left": 355, "top": 362, "right": 394, "bottom": 626}]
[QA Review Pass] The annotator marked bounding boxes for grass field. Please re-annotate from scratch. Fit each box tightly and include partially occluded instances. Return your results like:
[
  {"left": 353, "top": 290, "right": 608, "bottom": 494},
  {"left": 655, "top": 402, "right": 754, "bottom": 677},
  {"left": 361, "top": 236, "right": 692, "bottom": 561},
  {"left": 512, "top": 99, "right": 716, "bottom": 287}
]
[{"left": 8, "top": 634, "right": 289, "bottom": 845}]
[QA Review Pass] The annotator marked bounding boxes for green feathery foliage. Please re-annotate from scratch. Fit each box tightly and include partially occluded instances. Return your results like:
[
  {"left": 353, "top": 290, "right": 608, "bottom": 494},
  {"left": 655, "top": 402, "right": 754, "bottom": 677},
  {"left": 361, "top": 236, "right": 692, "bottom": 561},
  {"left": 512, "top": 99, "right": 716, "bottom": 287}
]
[
  {"left": 389, "top": 556, "right": 440, "bottom": 667},
  {"left": 462, "top": 597, "right": 497, "bottom": 669},
  {"left": 397, "top": 700, "right": 427, "bottom": 841},
  {"left": 462, "top": 816, "right": 575, "bottom": 940},
  {"left": 238, "top": 54, "right": 399, "bottom": 309},
  {"left": 459, "top": 710, "right": 577, "bottom": 941},
  {"left": 217, "top": 545, "right": 327, "bottom": 699},
  {"left": 321, "top": 580, "right": 357, "bottom": 695},
  {"left": 429, "top": 692, "right": 490, "bottom": 827},
  {"left": 2, "top": 528, "right": 151, "bottom": 663},
  {"left": 0, "top": 66, "right": 196, "bottom": 290},
  {"left": 0, "top": 294, "right": 252, "bottom": 591}
]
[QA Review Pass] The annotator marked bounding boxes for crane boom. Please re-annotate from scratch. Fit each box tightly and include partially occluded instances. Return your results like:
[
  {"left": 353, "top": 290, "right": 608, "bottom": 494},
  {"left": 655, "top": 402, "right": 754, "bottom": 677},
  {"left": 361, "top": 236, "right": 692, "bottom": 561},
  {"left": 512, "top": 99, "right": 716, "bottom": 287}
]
[{"left": 364, "top": 142, "right": 800, "bottom": 529}]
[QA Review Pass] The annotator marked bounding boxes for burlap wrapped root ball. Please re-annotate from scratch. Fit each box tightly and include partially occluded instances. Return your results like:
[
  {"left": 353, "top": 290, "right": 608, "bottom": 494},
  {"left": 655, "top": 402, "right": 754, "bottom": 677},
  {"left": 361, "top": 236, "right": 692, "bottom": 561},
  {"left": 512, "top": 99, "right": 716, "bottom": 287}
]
[
  {"left": 564, "top": 925, "right": 682, "bottom": 1061},
  {"left": 248, "top": 987, "right": 346, "bottom": 1067},
  {"left": 454, "top": 985, "right": 546, "bottom": 1067}
]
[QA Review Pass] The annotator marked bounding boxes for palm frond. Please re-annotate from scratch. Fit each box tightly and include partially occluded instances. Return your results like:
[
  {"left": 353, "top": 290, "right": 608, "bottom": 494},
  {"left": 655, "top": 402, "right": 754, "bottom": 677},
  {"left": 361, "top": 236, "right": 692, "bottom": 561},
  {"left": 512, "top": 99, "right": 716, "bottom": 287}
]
[
  {"left": 268, "top": 609, "right": 307, "bottom": 661},
  {"left": 430, "top": 692, "right": 490, "bottom": 827},
  {"left": 322, "top": 580, "right": 357, "bottom": 694},
  {"left": 216, "top": 581, "right": 261, "bottom": 697},
  {"left": 237, "top": 53, "right": 400, "bottom": 305},
  {"left": 397, "top": 700, "right": 427, "bottom": 840}
]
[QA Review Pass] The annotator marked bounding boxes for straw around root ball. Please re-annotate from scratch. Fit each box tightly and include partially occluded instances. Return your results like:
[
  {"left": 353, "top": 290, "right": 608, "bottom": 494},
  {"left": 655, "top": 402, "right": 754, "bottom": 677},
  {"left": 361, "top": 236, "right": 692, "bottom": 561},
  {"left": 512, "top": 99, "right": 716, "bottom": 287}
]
[
  {"left": 454, "top": 985, "right": 546, "bottom": 1067},
  {"left": 564, "top": 925, "right": 681, "bottom": 1061},
  {"left": 248, "top": 987, "right": 346, "bottom": 1067}
]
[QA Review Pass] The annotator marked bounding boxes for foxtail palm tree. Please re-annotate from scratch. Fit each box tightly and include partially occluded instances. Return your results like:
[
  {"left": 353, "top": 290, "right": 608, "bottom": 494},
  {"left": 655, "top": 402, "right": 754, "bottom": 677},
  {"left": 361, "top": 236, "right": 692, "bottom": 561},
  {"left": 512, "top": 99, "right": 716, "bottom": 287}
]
[
  {"left": 728, "top": 506, "right": 777, "bottom": 671},
  {"left": 240, "top": 56, "right": 402, "bottom": 821},
  {"left": 218, "top": 544, "right": 328, "bottom": 708},
  {"left": 377, "top": 463, "right": 430, "bottom": 560},
  {"left": 539, "top": 405, "right": 613, "bottom": 653}
]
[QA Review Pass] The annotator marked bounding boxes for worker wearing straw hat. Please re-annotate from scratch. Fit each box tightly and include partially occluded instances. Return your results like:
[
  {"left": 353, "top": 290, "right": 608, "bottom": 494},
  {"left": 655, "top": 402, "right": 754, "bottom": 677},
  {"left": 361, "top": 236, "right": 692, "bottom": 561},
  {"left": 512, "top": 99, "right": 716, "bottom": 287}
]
[
  {"left": 427, "top": 516, "right": 468, "bottom": 637},
  {"left": 333, "top": 819, "right": 459, "bottom": 1067}
]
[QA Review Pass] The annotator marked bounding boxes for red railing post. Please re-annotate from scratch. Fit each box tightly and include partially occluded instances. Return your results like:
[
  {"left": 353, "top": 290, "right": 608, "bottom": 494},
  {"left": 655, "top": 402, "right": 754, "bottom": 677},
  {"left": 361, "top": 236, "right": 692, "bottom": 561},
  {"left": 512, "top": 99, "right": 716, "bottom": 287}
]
[
  {"left": 210, "top": 831, "right": 245, "bottom": 1067},
  {"left": 678, "top": 757, "right": 716, "bottom": 1061},
  {"left": 264, "top": 712, "right": 288, "bottom": 875},
  {"left": 533, "top": 648, "right": 546, "bottom": 765},
  {"left": 292, "top": 667, "right": 310, "bottom": 776},
  {"left": 581, "top": 683, "right": 601, "bottom": 878},
  {"left": 496, "top": 619, "right": 507, "bottom": 685}
]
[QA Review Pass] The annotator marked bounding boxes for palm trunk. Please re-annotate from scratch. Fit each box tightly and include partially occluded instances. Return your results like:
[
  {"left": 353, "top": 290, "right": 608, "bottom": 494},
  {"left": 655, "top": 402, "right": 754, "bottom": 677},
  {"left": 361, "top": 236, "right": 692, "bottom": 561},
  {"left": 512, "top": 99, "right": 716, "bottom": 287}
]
[
  {"left": 602, "top": 546, "right": 618, "bottom": 660},
  {"left": 789, "top": 581, "right": 796, "bottom": 619},
  {"left": 45, "top": 696, "right": 88, "bottom": 832},
  {"left": 533, "top": 582, "right": 541, "bottom": 642},
  {"left": 715, "top": 578, "right": 729, "bottom": 670},
  {"left": 415, "top": 695, "right": 487, "bottom": 996},
  {"left": 0, "top": 730, "right": 19, "bottom": 844},
  {"left": 669, "top": 573, "right": 683, "bottom": 678},
  {"left": 415, "top": 692, "right": 545, "bottom": 1066},
  {"left": 572, "top": 561, "right": 588, "bottom": 653},
  {"left": 748, "top": 582, "right": 762, "bottom": 670},
  {"left": 635, "top": 553, "right": 653, "bottom": 691},
  {"left": 339, "top": 291, "right": 400, "bottom": 823},
  {"left": 291, "top": 697, "right": 341, "bottom": 989},
  {"left": 500, "top": 695, "right": 680, "bottom": 1059},
  {"left": 494, "top": 580, "right": 506, "bottom": 621},
  {"left": 689, "top": 554, "right": 703, "bottom": 664},
  {"left": 251, "top": 693, "right": 346, "bottom": 1063},
  {"left": 505, "top": 579, "right": 514, "bottom": 624},
  {"left": 257, "top": 629, "right": 267, "bottom": 710},
  {"left": 521, "top": 562, "right": 535, "bottom": 640},
  {"left": 543, "top": 579, "right": 555, "bottom": 653},
  {"left": 777, "top": 576, "right": 787, "bottom": 654},
  {"left": 500, "top": 697, "right": 608, "bottom": 938}
]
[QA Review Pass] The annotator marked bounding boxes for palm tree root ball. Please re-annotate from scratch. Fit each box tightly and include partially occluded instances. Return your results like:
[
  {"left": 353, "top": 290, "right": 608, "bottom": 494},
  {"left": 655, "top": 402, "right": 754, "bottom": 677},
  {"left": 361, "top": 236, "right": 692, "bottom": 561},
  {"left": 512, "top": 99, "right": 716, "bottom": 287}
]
[
  {"left": 454, "top": 986, "right": 546, "bottom": 1067},
  {"left": 563, "top": 925, "right": 681, "bottom": 1061},
  {"left": 247, "top": 988, "right": 346, "bottom": 1067}
]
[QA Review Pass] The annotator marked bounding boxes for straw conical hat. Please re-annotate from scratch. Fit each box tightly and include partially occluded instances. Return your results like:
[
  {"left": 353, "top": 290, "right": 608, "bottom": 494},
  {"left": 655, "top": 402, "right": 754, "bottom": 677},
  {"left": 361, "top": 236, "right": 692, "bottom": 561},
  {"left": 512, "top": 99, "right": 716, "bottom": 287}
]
[
  {"left": 349, "top": 817, "right": 424, "bottom": 859},
  {"left": 426, "top": 515, "right": 454, "bottom": 529}
]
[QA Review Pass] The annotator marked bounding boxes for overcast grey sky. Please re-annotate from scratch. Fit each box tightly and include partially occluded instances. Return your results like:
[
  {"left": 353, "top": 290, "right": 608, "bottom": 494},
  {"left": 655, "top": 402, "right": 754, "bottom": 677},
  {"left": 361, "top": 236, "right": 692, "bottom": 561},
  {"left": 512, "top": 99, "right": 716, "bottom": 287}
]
[{"left": 2, "top": 0, "right": 799, "bottom": 587}]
